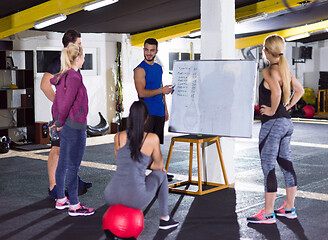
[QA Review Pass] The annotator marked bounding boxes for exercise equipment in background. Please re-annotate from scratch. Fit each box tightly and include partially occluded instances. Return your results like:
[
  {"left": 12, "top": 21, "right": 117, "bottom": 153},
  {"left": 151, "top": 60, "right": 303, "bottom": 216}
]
[
  {"left": 319, "top": 71, "right": 328, "bottom": 90},
  {"left": 254, "top": 105, "right": 260, "bottom": 116},
  {"left": 317, "top": 89, "right": 328, "bottom": 114},
  {"left": 0, "top": 136, "right": 11, "bottom": 153},
  {"left": 103, "top": 204, "right": 144, "bottom": 240},
  {"left": 302, "top": 88, "right": 316, "bottom": 106},
  {"left": 290, "top": 104, "right": 316, "bottom": 119},
  {"left": 302, "top": 105, "right": 315, "bottom": 118},
  {"left": 87, "top": 112, "right": 109, "bottom": 136}
]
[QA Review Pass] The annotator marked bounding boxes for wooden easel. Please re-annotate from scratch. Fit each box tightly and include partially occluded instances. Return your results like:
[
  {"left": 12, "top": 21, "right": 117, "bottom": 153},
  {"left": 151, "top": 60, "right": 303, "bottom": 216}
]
[{"left": 165, "top": 134, "right": 229, "bottom": 195}]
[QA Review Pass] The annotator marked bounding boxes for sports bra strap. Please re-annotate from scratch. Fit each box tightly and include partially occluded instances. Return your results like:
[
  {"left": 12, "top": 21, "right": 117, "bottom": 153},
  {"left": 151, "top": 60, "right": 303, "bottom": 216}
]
[{"left": 140, "top": 132, "right": 149, "bottom": 148}]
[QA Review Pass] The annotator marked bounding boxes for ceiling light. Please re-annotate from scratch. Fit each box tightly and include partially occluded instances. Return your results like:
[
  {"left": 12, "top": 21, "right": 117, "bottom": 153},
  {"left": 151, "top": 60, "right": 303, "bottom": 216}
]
[
  {"left": 285, "top": 32, "right": 310, "bottom": 42},
  {"left": 236, "top": 12, "right": 268, "bottom": 24},
  {"left": 83, "top": 0, "right": 119, "bottom": 11},
  {"left": 188, "top": 31, "right": 201, "bottom": 38},
  {"left": 34, "top": 14, "right": 67, "bottom": 29},
  {"left": 309, "top": 29, "right": 328, "bottom": 35}
]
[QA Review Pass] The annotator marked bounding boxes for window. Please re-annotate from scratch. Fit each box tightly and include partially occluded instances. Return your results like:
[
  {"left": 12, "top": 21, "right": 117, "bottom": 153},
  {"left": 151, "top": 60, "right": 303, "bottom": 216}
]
[
  {"left": 169, "top": 52, "right": 179, "bottom": 71},
  {"left": 181, "top": 53, "right": 190, "bottom": 60},
  {"left": 81, "top": 54, "right": 93, "bottom": 70},
  {"left": 37, "top": 48, "right": 97, "bottom": 75},
  {"left": 169, "top": 52, "right": 201, "bottom": 71},
  {"left": 37, "top": 50, "right": 60, "bottom": 73}
]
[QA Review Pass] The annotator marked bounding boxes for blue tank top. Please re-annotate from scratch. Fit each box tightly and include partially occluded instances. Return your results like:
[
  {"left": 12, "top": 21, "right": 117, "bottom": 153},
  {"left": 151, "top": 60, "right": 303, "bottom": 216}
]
[
  {"left": 259, "top": 79, "right": 290, "bottom": 124},
  {"left": 135, "top": 61, "right": 165, "bottom": 116}
]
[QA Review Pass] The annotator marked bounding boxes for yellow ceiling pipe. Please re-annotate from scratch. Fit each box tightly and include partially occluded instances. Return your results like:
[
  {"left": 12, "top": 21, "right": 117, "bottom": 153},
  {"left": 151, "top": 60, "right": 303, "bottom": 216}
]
[
  {"left": 131, "top": 0, "right": 314, "bottom": 47},
  {"left": 0, "top": 0, "right": 92, "bottom": 39},
  {"left": 236, "top": 19, "right": 328, "bottom": 49}
]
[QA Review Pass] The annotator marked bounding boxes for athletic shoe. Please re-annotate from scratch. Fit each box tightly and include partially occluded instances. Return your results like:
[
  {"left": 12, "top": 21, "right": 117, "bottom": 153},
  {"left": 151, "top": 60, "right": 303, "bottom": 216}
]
[
  {"left": 55, "top": 197, "right": 70, "bottom": 210},
  {"left": 167, "top": 174, "right": 174, "bottom": 182},
  {"left": 274, "top": 201, "right": 297, "bottom": 219},
  {"left": 78, "top": 176, "right": 92, "bottom": 195},
  {"left": 48, "top": 185, "right": 58, "bottom": 199},
  {"left": 247, "top": 209, "right": 276, "bottom": 224},
  {"left": 78, "top": 176, "right": 92, "bottom": 189},
  {"left": 159, "top": 218, "right": 179, "bottom": 230},
  {"left": 48, "top": 185, "right": 69, "bottom": 199},
  {"left": 68, "top": 203, "right": 95, "bottom": 217}
]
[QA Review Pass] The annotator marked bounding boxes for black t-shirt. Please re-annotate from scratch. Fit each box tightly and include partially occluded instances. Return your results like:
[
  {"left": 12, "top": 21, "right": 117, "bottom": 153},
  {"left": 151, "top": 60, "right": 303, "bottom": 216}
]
[
  {"left": 46, "top": 55, "right": 61, "bottom": 75},
  {"left": 46, "top": 54, "right": 81, "bottom": 75}
]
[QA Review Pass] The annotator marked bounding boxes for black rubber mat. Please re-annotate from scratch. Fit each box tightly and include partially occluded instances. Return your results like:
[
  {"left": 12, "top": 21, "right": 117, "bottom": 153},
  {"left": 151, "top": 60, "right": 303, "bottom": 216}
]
[{"left": 11, "top": 143, "right": 51, "bottom": 151}]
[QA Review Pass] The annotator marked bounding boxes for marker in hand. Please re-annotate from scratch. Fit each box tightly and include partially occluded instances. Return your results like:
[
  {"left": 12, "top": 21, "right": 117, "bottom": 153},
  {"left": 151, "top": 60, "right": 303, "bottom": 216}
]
[{"left": 171, "top": 84, "right": 176, "bottom": 94}]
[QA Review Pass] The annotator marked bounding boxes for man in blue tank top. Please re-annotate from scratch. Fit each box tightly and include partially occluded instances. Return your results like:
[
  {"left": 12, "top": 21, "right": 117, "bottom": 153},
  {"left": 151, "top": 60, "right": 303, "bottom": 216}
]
[{"left": 134, "top": 38, "right": 173, "bottom": 144}]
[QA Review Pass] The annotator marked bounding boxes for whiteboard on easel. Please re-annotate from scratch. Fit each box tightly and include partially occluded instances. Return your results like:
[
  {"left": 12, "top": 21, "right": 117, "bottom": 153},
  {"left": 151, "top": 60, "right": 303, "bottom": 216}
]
[{"left": 169, "top": 60, "right": 257, "bottom": 138}]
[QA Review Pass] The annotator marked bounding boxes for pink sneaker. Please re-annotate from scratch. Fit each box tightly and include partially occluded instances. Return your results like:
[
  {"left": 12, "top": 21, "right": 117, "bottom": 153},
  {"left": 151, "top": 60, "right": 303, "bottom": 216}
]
[
  {"left": 55, "top": 197, "right": 70, "bottom": 210},
  {"left": 247, "top": 209, "right": 276, "bottom": 224},
  {"left": 68, "top": 203, "right": 95, "bottom": 217},
  {"left": 274, "top": 201, "right": 297, "bottom": 219}
]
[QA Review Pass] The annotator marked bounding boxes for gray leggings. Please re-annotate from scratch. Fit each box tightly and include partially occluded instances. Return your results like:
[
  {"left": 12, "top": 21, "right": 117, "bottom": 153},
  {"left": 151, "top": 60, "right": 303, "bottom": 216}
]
[
  {"left": 259, "top": 118, "right": 297, "bottom": 192},
  {"left": 104, "top": 170, "right": 168, "bottom": 217}
]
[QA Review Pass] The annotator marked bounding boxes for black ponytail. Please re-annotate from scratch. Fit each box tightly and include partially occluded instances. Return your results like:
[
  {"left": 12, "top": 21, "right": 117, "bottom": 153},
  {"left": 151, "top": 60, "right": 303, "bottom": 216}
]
[{"left": 127, "top": 101, "right": 149, "bottom": 161}]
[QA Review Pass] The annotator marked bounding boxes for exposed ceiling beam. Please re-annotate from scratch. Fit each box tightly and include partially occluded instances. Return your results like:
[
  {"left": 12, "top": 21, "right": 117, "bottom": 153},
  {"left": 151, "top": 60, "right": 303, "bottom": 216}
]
[
  {"left": 0, "top": 0, "right": 91, "bottom": 39},
  {"left": 131, "top": 0, "right": 314, "bottom": 47},
  {"left": 236, "top": 19, "right": 328, "bottom": 49},
  {"left": 235, "top": 0, "right": 311, "bottom": 19},
  {"left": 0, "top": 0, "right": 321, "bottom": 47},
  {"left": 131, "top": 19, "right": 201, "bottom": 47}
]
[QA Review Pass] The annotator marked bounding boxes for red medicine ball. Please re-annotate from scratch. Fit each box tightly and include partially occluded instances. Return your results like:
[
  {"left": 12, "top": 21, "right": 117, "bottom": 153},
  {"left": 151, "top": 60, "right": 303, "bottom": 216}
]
[
  {"left": 302, "top": 105, "right": 315, "bottom": 118},
  {"left": 254, "top": 105, "right": 260, "bottom": 116},
  {"left": 103, "top": 205, "right": 144, "bottom": 239}
]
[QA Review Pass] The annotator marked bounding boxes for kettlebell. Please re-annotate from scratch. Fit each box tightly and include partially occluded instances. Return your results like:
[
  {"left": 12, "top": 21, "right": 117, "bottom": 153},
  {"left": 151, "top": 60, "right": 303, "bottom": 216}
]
[{"left": 0, "top": 136, "right": 10, "bottom": 153}]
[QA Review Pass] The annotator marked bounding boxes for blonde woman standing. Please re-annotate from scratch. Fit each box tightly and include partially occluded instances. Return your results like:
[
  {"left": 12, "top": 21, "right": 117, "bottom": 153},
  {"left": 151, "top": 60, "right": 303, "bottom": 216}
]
[
  {"left": 50, "top": 44, "right": 94, "bottom": 217},
  {"left": 247, "top": 35, "right": 304, "bottom": 224}
]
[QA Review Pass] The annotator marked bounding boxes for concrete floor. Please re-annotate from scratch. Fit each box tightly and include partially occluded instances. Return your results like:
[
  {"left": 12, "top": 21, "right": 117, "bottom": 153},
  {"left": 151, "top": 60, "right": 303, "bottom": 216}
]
[{"left": 0, "top": 120, "right": 327, "bottom": 240}]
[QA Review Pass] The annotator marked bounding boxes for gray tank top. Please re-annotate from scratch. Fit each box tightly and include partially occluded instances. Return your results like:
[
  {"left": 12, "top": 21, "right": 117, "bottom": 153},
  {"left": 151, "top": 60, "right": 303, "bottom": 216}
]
[
  {"left": 104, "top": 132, "right": 165, "bottom": 209},
  {"left": 112, "top": 133, "right": 152, "bottom": 188}
]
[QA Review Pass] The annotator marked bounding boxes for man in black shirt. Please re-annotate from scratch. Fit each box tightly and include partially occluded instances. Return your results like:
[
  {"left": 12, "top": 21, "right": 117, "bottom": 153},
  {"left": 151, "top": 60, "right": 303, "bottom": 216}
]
[{"left": 40, "top": 30, "right": 92, "bottom": 199}]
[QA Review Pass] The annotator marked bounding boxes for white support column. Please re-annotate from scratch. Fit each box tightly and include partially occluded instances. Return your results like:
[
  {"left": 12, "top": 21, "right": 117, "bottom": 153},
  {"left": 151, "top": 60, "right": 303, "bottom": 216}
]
[{"left": 200, "top": 0, "right": 236, "bottom": 185}]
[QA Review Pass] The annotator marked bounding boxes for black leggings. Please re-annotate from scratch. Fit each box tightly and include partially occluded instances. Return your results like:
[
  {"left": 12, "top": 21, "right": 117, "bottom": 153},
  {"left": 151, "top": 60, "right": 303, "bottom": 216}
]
[{"left": 144, "top": 115, "right": 165, "bottom": 144}]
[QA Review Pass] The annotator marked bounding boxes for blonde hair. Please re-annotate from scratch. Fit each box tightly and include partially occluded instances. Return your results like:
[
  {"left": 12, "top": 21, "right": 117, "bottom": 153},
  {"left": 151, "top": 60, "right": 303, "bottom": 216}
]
[
  {"left": 56, "top": 44, "right": 83, "bottom": 82},
  {"left": 264, "top": 34, "right": 291, "bottom": 104}
]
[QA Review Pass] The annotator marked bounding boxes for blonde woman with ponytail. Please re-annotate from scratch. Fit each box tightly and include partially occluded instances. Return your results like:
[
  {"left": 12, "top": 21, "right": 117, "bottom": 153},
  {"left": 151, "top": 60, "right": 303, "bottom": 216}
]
[
  {"left": 247, "top": 34, "right": 304, "bottom": 224},
  {"left": 50, "top": 44, "right": 95, "bottom": 217}
]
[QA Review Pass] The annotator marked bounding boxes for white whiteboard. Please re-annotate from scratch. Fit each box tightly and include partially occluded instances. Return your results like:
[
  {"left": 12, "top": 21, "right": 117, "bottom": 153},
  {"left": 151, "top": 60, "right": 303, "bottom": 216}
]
[{"left": 169, "top": 60, "right": 257, "bottom": 138}]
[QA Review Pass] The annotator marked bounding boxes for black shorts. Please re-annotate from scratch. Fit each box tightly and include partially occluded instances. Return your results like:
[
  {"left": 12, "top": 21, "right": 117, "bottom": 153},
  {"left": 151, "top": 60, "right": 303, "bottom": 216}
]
[
  {"left": 144, "top": 115, "right": 165, "bottom": 144},
  {"left": 50, "top": 138, "right": 60, "bottom": 147}
]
